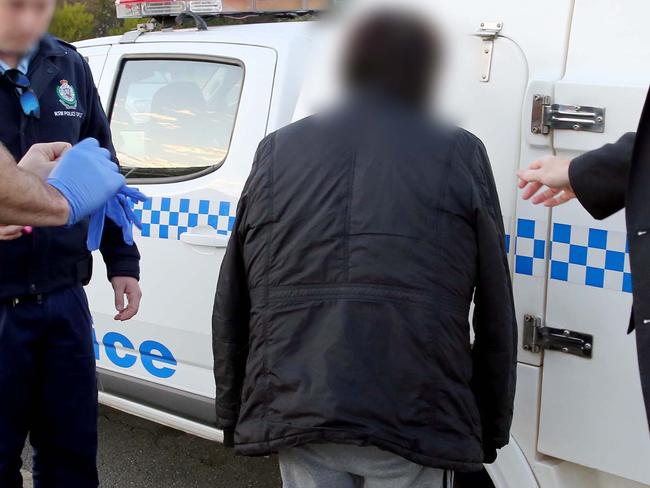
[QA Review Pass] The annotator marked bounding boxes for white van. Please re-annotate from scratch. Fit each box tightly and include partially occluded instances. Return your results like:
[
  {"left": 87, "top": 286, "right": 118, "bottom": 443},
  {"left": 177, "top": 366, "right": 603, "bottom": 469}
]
[{"left": 77, "top": 1, "right": 650, "bottom": 487}]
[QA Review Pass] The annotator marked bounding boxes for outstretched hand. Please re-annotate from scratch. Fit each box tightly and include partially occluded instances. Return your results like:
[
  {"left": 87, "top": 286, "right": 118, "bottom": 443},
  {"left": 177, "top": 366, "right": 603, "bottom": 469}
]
[{"left": 517, "top": 155, "right": 575, "bottom": 207}]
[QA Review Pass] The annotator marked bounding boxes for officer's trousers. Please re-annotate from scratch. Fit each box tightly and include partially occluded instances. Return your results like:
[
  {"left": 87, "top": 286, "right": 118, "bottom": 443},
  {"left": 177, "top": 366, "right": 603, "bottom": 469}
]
[{"left": 0, "top": 285, "right": 98, "bottom": 488}]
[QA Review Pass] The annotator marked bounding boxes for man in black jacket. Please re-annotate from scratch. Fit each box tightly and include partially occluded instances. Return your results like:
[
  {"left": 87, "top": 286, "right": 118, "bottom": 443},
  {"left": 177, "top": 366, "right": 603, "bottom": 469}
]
[
  {"left": 213, "top": 10, "right": 517, "bottom": 487},
  {"left": 518, "top": 88, "right": 650, "bottom": 431}
]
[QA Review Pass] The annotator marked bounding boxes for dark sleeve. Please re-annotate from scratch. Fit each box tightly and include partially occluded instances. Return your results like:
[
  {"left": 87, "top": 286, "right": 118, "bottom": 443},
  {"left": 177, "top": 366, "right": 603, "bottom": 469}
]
[
  {"left": 569, "top": 132, "right": 636, "bottom": 220},
  {"left": 79, "top": 57, "right": 141, "bottom": 280},
  {"left": 212, "top": 136, "right": 272, "bottom": 442},
  {"left": 469, "top": 139, "right": 518, "bottom": 463}
]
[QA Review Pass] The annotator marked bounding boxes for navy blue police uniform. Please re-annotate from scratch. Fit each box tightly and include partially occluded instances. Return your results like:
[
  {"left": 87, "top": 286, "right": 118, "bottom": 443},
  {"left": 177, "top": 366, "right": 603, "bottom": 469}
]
[{"left": 0, "top": 34, "right": 140, "bottom": 488}]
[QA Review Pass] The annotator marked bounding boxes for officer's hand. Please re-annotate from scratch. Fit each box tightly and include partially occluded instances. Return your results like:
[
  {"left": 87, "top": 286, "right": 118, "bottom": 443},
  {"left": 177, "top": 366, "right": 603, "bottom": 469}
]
[
  {"left": 47, "top": 138, "right": 125, "bottom": 226},
  {"left": 111, "top": 276, "right": 142, "bottom": 321},
  {"left": 18, "top": 142, "right": 71, "bottom": 180},
  {"left": 0, "top": 225, "right": 25, "bottom": 241},
  {"left": 517, "top": 155, "right": 576, "bottom": 207}
]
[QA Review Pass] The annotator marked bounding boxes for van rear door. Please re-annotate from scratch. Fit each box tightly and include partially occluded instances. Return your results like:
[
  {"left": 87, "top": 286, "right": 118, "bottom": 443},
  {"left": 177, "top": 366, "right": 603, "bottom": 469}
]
[{"left": 537, "top": 1, "right": 650, "bottom": 484}]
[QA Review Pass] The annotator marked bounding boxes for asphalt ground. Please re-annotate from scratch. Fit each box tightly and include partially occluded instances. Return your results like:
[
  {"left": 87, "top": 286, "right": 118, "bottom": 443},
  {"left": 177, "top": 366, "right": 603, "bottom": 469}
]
[
  {"left": 20, "top": 404, "right": 281, "bottom": 488},
  {"left": 19, "top": 405, "right": 493, "bottom": 488}
]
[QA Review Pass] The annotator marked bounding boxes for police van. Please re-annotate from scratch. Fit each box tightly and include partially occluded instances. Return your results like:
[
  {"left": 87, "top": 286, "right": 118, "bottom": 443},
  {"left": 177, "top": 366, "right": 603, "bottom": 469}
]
[{"left": 77, "top": 0, "right": 650, "bottom": 486}]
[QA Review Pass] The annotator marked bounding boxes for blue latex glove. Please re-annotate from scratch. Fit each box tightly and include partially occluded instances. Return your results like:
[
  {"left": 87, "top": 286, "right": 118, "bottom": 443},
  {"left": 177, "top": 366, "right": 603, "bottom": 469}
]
[
  {"left": 46, "top": 138, "right": 125, "bottom": 225},
  {"left": 87, "top": 186, "right": 149, "bottom": 251}
]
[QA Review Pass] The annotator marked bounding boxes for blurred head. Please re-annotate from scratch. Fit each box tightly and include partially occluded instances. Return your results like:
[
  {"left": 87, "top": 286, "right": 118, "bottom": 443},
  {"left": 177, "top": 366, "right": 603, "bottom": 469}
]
[
  {"left": 0, "top": 0, "right": 54, "bottom": 57},
  {"left": 342, "top": 8, "right": 442, "bottom": 107}
]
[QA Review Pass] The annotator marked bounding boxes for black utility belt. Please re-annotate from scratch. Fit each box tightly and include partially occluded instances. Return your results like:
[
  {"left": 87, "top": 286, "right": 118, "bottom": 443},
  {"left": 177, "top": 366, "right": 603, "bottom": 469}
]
[{"left": 1, "top": 293, "right": 46, "bottom": 307}]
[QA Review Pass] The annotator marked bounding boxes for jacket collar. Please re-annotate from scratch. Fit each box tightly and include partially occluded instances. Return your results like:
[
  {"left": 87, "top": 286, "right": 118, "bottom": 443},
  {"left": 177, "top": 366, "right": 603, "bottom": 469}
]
[
  {"left": 27, "top": 35, "right": 70, "bottom": 97},
  {"left": 37, "top": 34, "right": 69, "bottom": 58}
]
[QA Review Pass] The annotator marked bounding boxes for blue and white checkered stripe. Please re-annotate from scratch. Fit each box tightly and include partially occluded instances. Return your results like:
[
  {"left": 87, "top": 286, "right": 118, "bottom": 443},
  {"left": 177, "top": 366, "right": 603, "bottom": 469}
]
[
  {"left": 132, "top": 199, "right": 631, "bottom": 294},
  {"left": 513, "top": 218, "right": 548, "bottom": 278},
  {"left": 513, "top": 218, "right": 632, "bottom": 294},
  {"left": 548, "top": 222, "right": 631, "bottom": 293},
  {"left": 134, "top": 197, "right": 237, "bottom": 241}
]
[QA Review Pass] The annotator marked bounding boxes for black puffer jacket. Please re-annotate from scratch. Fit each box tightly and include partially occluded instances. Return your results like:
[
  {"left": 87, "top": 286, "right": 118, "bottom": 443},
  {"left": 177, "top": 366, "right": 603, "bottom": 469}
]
[{"left": 212, "top": 97, "right": 517, "bottom": 472}]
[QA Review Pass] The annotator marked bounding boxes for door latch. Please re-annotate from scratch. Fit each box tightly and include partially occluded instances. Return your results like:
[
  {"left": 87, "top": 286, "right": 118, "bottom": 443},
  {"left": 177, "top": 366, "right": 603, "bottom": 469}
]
[
  {"left": 531, "top": 94, "right": 606, "bottom": 134},
  {"left": 475, "top": 21, "right": 503, "bottom": 82},
  {"left": 523, "top": 315, "right": 593, "bottom": 358}
]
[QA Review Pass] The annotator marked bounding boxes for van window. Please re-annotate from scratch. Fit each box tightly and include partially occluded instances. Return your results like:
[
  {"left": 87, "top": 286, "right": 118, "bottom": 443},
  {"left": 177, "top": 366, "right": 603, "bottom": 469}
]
[{"left": 110, "top": 58, "right": 244, "bottom": 180}]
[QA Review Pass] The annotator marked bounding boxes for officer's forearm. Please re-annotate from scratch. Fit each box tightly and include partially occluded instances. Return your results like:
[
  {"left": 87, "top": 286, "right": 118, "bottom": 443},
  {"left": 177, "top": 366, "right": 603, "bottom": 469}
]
[{"left": 0, "top": 147, "right": 70, "bottom": 226}]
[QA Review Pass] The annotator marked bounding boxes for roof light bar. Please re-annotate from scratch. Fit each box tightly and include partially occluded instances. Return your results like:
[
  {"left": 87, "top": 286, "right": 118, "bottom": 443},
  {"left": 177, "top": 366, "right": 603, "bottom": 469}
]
[{"left": 115, "top": 0, "right": 330, "bottom": 19}]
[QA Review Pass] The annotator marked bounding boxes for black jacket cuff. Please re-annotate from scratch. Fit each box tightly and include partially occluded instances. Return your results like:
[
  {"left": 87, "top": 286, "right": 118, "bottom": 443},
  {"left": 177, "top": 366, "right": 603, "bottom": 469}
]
[
  {"left": 100, "top": 217, "right": 141, "bottom": 282},
  {"left": 106, "top": 256, "right": 141, "bottom": 281}
]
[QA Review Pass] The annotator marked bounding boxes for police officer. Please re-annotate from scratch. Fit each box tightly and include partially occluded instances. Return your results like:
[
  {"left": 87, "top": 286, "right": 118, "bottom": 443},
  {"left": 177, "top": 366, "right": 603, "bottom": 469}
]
[
  {"left": 0, "top": 0, "right": 143, "bottom": 486},
  {"left": 518, "top": 87, "right": 650, "bottom": 432}
]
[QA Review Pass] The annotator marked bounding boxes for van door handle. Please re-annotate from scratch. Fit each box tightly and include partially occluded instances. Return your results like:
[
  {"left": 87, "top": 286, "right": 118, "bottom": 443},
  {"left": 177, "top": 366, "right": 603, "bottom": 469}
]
[{"left": 179, "top": 230, "right": 229, "bottom": 248}]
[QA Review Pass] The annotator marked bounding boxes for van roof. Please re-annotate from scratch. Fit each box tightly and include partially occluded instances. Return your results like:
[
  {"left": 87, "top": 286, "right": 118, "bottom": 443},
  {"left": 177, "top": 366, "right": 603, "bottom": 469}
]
[{"left": 74, "top": 21, "right": 317, "bottom": 51}]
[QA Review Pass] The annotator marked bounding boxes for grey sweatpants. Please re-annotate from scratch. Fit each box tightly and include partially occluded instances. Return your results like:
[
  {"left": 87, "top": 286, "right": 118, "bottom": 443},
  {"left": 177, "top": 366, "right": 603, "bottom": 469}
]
[{"left": 279, "top": 444, "right": 452, "bottom": 488}]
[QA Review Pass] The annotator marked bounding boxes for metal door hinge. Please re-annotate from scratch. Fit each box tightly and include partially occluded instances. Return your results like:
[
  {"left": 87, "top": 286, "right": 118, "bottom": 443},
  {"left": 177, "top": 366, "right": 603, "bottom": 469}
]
[
  {"left": 475, "top": 21, "right": 503, "bottom": 82},
  {"left": 531, "top": 94, "right": 605, "bottom": 134},
  {"left": 523, "top": 315, "right": 593, "bottom": 358}
]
